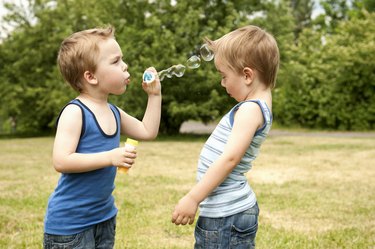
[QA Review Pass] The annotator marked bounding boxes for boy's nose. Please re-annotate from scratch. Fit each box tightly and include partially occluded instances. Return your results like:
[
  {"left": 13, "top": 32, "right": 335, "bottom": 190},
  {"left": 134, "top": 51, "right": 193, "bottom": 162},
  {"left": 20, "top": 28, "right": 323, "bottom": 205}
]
[
  {"left": 123, "top": 70, "right": 130, "bottom": 80},
  {"left": 122, "top": 62, "right": 128, "bottom": 72}
]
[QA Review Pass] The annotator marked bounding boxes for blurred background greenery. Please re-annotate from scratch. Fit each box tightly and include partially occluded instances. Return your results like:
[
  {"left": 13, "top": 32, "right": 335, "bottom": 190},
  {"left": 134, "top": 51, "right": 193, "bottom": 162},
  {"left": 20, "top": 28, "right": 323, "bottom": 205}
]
[{"left": 0, "top": 0, "right": 374, "bottom": 135}]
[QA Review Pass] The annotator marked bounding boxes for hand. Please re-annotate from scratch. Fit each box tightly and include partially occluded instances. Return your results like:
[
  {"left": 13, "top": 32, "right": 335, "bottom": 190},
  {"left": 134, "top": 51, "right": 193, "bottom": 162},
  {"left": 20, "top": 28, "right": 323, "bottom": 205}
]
[
  {"left": 172, "top": 194, "right": 198, "bottom": 225},
  {"left": 110, "top": 147, "right": 137, "bottom": 168},
  {"left": 142, "top": 67, "right": 161, "bottom": 96}
]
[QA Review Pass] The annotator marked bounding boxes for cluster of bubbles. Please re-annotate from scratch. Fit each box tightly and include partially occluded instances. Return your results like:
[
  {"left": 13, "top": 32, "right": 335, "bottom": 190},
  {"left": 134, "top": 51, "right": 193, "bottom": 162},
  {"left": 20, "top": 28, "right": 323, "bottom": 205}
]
[{"left": 157, "top": 43, "right": 215, "bottom": 81}]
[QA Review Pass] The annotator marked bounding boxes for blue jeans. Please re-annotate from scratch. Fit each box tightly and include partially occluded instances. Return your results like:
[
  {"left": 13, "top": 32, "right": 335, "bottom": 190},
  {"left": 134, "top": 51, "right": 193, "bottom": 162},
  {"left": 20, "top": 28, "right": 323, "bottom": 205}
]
[
  {"left": 43, "top": 216, "right": 116, "bottom": 249},
  {"left": 194, "top": 203, "right": 259, "bottom": 249}
]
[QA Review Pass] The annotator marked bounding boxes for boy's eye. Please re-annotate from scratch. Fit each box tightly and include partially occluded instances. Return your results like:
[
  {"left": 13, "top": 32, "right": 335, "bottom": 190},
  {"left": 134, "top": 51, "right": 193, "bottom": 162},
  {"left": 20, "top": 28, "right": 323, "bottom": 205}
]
[{"left": 112, "top": 56, "right": 123, "bottom": 64}]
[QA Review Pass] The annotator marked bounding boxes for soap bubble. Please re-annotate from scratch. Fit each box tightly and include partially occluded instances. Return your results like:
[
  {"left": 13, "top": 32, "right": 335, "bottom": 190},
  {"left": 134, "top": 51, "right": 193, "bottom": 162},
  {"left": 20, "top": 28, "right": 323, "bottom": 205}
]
[
  {"left": 158, "top": 69, "right": 169, "bottom": 81},
  {"left": 157, "top": 64, "right": 186, "bottom": 81},
  {"left": 186, "top": 55, "right": 201, "bottom": 69},
  {"left": 200, "top": 43, "right": 214, "bottom": 61},
  {"left": 171, "top": 64, "right": 186, "bottom": 77},
  {"left": 154, "top": 43, "right": 213, "bottom": 82}
]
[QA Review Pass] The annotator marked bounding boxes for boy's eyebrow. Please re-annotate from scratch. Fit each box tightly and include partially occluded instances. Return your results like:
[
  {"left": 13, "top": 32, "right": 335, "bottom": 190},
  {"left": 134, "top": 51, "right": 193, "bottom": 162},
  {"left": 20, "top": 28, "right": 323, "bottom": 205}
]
[{"left": 111, "top": 55, "right": 122, "bottom": 61}]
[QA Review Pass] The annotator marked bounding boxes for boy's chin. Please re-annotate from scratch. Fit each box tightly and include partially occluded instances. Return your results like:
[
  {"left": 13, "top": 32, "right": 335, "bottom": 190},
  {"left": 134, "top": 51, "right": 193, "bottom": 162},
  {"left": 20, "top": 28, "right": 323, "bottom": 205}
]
[
  {"left": 121, "top": 85, "right": 127, "bottom": 93},
  {"left": 112, "top": 87, "right": 127, "bottom": 95}
]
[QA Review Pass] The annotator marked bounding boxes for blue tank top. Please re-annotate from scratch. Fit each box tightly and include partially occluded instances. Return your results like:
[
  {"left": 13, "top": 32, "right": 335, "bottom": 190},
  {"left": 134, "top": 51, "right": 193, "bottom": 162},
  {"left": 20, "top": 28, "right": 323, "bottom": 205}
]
[
  {"left": 44, "top": 99, "right": 120, "bottom": 235},
  {"left": 197, "top": 100, "right": 272, "bottom": 217}
]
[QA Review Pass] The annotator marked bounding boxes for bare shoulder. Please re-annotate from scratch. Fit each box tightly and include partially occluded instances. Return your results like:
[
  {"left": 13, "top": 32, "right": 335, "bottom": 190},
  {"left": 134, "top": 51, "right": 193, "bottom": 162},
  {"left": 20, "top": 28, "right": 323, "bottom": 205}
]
[
  {"left": 237, "top": 101, "right": 263, "bottom": 115},
  {"left": 234, "top": 101, "right": 264, "bottom": 129},
  {"left": 60, "top": 103, "right": 82, "bottom": 118},
  {"left": 57, "top": 104, "right": 83, "bottom": 129}
]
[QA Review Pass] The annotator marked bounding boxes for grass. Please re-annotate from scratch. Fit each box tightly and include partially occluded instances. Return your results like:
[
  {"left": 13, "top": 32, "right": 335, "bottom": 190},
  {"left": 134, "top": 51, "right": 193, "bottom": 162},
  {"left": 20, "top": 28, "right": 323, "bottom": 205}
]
[{"left": 0, "top": 133, "right": 374, "bottom": 248}]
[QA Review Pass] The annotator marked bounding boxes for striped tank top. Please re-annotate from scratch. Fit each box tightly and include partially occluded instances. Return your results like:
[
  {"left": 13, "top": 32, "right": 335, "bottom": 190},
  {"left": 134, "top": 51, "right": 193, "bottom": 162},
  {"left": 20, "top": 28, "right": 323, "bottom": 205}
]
[{"left": 197, "top": 99, "right": 272, "bottom": 218}]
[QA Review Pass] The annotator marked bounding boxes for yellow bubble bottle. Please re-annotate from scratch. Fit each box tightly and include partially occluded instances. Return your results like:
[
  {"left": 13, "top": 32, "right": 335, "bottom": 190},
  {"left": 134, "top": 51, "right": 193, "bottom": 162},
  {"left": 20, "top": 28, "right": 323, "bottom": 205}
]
[{"left": 118, "top": 138, "right": 139, "bottom": 173}]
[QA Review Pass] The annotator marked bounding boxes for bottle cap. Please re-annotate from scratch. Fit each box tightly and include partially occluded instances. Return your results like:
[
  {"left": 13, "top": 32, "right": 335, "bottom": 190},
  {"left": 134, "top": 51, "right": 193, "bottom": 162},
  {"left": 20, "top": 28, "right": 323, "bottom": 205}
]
[{"left": 126, "top": 138, "right": 139, "bottom": 147}]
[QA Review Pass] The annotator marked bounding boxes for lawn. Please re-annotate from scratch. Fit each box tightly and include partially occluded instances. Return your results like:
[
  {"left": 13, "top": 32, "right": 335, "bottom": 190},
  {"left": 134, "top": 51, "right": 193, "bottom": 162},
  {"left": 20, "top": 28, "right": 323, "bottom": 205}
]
[{"left": 0, "top": 133, "right": 374, "bottom": 248}]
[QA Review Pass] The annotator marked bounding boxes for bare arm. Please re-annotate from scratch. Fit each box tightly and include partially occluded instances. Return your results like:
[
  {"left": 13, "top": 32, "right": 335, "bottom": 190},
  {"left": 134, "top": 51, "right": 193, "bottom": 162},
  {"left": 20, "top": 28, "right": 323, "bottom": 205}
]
[
  {"left": 172, "top": 102, "right": 264, "bottom": 225},
  {"left": 53, "top": 104, "right": 136, "bottom": 173},
  {"left": 119, "top": 67, "right": 162, "bottom": 140}
]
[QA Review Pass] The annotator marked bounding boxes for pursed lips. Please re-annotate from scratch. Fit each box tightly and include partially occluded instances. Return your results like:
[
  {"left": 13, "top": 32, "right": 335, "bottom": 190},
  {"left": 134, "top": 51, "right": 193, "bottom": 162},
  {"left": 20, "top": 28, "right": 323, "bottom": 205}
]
[{"left": 124, "top": 77, "right": 130, "bottom": 85}]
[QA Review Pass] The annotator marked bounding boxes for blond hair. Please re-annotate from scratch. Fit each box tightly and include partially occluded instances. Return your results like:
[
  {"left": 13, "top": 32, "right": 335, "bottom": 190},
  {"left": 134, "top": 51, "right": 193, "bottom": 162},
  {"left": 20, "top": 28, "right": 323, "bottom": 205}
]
[
  {"left": 57, "top": 26, "right": 115, "bottom": 92},
  {"left": 206, "top": 25, "right": 279, "bottom": 89}
]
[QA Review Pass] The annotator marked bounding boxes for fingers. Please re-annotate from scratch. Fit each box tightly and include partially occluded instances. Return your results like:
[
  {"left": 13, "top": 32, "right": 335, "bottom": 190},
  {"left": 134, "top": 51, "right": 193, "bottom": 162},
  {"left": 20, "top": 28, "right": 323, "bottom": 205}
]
[
  {"left": 123, "top": 151, "right": 137, "bottom": 159},
  {"left": 172, "top": 211, "right": 194, "bottom": 225},
  {"left": 172, "top": 215, "right": 184, "bottom": 225},
  {"left": 173, "top": 216, "right": 193, "bottom": 225},
  {"left": 189, "top": 216, "right": 195, "bottom": 225},
  {"left": 181, "top": 217, "right": 190, "bottom": 225},
  {"left": 145, "top": 66, "right": 157, "bottom": 74},
  {"left": 122, "top": 157, "right": 135, "bottom": 167},
  {"left": 118, "top": 151, "right": 136, "bottom": 168},
  {"left": 120, "top": 162, "right": 132, "bottom": 168},
  {"left": 112, "top": 147, "right": 138, "bottom": 168},
  {"left": 142, "top": 67, "right": 161, "bottom": 92},
  {"left": 171, "top": 211, "right": 178, "bottom": 223}
]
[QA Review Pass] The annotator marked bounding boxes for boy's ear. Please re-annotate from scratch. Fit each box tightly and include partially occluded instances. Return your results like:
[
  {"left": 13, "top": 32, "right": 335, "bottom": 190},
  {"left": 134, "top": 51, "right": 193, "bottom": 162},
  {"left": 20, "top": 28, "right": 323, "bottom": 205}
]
[
  {"left": 83, "top": 71, "right": 98, "bottom": 85},
  {"left": 243, "top": 67, "right": 255, "bottom": 85}
]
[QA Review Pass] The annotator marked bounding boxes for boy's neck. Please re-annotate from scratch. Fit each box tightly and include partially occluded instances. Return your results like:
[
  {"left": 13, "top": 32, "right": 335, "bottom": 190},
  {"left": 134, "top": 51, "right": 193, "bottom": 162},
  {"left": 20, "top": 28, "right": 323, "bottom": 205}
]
[
  {"left": 77, "top": 92, "right": 108, "bottom": 106},
  {"left": 244, "top": 85, "right": 271, "bottom": 101}
]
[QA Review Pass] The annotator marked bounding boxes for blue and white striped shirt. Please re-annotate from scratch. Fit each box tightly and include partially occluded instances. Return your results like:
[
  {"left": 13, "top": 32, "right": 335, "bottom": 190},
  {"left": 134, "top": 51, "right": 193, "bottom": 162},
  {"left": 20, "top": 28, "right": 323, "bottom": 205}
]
[{"left": 197, "top": 99, "right": 272, "bottom": 218}]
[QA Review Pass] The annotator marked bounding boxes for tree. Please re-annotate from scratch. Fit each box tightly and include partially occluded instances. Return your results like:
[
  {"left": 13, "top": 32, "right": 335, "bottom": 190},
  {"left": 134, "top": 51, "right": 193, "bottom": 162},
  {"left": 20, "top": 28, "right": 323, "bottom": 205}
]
[
  {"left": 2, "top": 0, "right": 372, "bottom": 135},
  {"left": 1, "top": 0, "right": 281, "bottom": 134},
  {"left": 290, "top": 0, "right": 314, "bottom": 40},
  {"left": 0, "top": 0, "right": 119, "bottom": 133},
  {"left": 274, "top": 10, "right": 375, "bottom": 130}
]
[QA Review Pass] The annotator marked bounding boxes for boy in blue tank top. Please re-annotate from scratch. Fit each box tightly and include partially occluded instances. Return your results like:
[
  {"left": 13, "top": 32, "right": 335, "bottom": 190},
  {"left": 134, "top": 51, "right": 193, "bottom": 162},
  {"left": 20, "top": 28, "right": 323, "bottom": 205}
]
[
  {"left": 172, "top": 25, "right": 279, "bottom": 248},
  {"left": 43, "top": 26, "right": 161, "bottom": 248}
]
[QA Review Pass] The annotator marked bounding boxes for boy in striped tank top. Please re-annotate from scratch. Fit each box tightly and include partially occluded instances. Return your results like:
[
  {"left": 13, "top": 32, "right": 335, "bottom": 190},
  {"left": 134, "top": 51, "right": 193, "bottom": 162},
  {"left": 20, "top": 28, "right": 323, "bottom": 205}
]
[{"left": 172, "top": 25, "right": 279, "bottom": 248}]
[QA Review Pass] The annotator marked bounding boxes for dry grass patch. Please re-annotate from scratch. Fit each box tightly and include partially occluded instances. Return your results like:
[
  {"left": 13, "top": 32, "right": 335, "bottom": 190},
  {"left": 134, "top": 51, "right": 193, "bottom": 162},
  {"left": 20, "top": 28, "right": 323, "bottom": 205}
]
[
  {"left": 0, "top": 134, "right": 374, "bottom": 248},
  {"left": 251, "top": 135, "right": 375, "bottom": 241}
]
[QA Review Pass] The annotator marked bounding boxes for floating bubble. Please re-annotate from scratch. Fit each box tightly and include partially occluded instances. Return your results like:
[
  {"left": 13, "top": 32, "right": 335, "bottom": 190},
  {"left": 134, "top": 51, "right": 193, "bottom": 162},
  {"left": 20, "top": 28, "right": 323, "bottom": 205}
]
[
  {"left": 154, "top": 43, "right": 213, "bottom": 82},
  {"left": 158, "top": 69, "right": 168, "bottom": 81},
  {"left": 200, "top": 43, "right": 214, "bottom": 61},
  {"left": 166, "top": 72, "right": 173, "bottom": 78},
  {"left": 171, "top": 64, "right": 186, "bottom": 77},
  {"left": 158, "top": 67, "right": 173, "bottom": 81},
  {"left": 157, "top": 64, "right": 186, "bottom": 81},
  {"left": 186, "top": 55, "right": 201, "bottom": 69}
]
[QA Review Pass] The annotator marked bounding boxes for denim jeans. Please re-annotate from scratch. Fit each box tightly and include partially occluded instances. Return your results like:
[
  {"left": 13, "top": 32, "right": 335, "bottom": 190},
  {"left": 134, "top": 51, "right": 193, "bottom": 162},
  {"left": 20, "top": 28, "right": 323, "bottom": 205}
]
[
  {"left": 194, "top": 203, "right": 259, "bottom": 249},
  {"left": 43, "top": 216, "right": 116, "bottom": 249}
]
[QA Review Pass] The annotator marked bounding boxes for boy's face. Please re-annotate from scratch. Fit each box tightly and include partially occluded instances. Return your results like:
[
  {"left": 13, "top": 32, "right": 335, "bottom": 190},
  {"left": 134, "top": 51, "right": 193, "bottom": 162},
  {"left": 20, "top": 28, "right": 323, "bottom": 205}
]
[
  {"left": 93, "top": 38, "right": 130, "bottom": 95},
  {"left": 214, "top": 55, "right": 249, "bottom": 102}
]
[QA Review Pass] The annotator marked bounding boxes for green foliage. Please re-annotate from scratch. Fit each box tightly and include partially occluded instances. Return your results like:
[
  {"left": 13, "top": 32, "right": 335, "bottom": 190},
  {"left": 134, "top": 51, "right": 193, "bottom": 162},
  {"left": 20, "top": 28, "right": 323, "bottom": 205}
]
[
  {"left": 0, "top": 0, "right": 266, "bottom": 134},
  {"left": 275, "top": 11, "right": 375, "bottom": 130},
  {"left": 290, "top": 0, "right": 314, "bottom": 39},
  {"left": 0, "top": 0, "right": 374, "bottom": 134}
]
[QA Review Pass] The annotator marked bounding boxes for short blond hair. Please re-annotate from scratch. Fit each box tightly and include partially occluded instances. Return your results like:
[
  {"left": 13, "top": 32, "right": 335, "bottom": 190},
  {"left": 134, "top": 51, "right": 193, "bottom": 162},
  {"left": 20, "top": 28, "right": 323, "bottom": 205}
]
[
  {"left": 206, "top": 25, "right": 279, "bottom": 89},
  {"left": 57, "top": 26, "right": 115, "bottom": 92}
]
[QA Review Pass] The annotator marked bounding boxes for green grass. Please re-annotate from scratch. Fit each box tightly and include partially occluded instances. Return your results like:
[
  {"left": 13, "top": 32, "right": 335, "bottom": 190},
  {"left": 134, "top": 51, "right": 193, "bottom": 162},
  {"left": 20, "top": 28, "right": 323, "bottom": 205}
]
[{"left": 0, "top": 134, "right": 374, "bottom": 248}]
